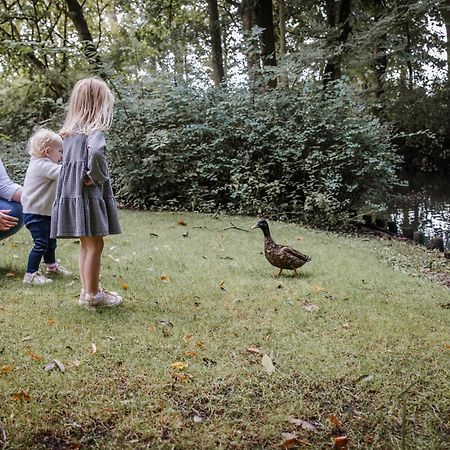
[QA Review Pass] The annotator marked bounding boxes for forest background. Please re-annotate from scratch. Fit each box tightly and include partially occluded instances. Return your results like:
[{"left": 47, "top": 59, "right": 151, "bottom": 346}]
[{"left": 1, "top": 0, "right": 449, "bottom": 227}]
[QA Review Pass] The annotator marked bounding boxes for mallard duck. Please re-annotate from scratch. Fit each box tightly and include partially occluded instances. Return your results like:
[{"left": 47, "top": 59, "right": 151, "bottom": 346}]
[{"left": 252, "top": 219, "right": 311, "bottom": 276}]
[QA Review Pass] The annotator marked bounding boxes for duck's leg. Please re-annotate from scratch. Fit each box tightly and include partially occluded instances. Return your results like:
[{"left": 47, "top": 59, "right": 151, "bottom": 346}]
[
  {"left": 293, "top": 269, "right": 298, "bottom": 276},
  {"left": 277, "top": 269, "right": 283, "bottom": 277}
]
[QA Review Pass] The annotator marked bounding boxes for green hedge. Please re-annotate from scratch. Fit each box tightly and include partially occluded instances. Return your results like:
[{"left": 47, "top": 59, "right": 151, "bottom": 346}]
[{"left": 108, "top": 80, "right": 400, "bottom": 226}]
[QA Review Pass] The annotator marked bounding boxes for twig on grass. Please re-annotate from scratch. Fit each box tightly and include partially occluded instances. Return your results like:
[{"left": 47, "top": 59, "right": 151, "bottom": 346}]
[{"left": 222, "top": 221, "right": 249, "bottom": 232}]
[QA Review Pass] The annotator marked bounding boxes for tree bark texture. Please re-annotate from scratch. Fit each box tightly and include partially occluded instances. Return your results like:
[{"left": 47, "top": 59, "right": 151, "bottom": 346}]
[
  {"left": 207, "top": 0, "right": 225, "bottom": 86},
  {"left": 323, "top": 0, "right": 352, "bottom": 84},
  {"left": 65, "top": 0, "right": 104, "bottom": 76}
]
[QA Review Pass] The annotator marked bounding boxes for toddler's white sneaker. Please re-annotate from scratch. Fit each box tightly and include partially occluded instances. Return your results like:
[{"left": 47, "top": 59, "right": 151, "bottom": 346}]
[
  {"left": 23, "top": 272, "right": 53, "bottom": 285},
  {"left": 46, "top": 262, "right": 72, "bottom": 277}
]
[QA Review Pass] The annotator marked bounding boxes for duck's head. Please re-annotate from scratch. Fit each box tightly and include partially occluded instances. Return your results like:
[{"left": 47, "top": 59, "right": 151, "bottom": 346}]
[{"left": 252, "top": 219, "right": 271, "bottom": 236}]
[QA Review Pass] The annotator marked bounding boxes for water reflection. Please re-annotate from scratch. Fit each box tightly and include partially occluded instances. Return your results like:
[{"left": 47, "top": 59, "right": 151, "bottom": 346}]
[{"left": 385, "top": 173, "right": 449, "bottom": 246}]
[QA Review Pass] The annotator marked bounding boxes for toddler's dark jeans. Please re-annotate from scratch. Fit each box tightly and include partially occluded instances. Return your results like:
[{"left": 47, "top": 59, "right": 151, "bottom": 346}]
[{"left": 23, "top": 213, "right": 56, "bottom": 273}]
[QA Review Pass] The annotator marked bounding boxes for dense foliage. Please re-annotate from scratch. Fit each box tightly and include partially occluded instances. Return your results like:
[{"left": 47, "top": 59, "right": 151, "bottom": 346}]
[{"left": 106, "top": 80, "right": 398, "bottom": 226}]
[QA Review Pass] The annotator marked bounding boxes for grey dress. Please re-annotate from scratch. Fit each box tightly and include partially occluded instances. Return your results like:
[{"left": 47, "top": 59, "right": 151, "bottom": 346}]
[{"left": 51, "top": 131, "right": 121, "bottom": 238}]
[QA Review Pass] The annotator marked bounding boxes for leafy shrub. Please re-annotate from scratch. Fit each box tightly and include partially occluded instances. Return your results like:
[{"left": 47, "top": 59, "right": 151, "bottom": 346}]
[{"left": 108, "top": 79, "right": 400, "bottom": 226}]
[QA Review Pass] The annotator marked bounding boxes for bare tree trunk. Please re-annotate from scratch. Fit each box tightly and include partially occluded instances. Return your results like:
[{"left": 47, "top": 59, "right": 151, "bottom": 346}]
[
  {"left": 240, "top": 0, "right": 259, "bottom": 86},
  {"left": 65, "top": 0, "right": 104, "bottom": 76},
  {"left": 207, "top": 0, "right": 225, "bottom": 87},
  {"left": 323, "top": 0, "right": 352, "bottom": 84},
  {"left": 254, "top": 0, "right": 277, "bottom": 88},
  {"left": 372, "top": 0, "right": 387, "bottom": 111},
  {"left": 278, "top": 0, "right": 287, "bottom": 88},
  {"left": 441, "top": 0, "right": 450, "bottom": 87}
]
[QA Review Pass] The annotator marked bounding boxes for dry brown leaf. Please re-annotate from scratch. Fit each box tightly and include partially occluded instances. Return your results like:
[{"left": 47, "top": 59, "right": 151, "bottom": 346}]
[
  {"left": 47, "top": 319, "right": 56, "bottom": 326},
  {"left": 177, "top": 217, "right": 187, "bottom": 226},
  {"left": 11, "top": 391, "right": 31, "bottom": 402},
  {"left": 246, "top": 347, "right": 262, "bottom": 354},
  {"left": 121, "top": 283, "right": 129, "bottom": 290},
  {"left": 91, "top": 343, "right": 97, "bottom": 354},
  {"left": 183, "top": 334, "right": 192, "bottom": 343},
  {"left": 172, "top": 372, "right": 192, "bottom": 382},
  {"left": 159, "top": 274, "right": 170, "bottom": 282},
  {"left": 295, "top": 236, "right": 304, "bottom": 241},
  {"left": 171, "top": 361, "right": 188, "bottom": 370},
  {"left": 148, "top": 325, "right": 156, "bottom": 333},
  {"left": 1, "top": 365, "right": 15, "bottom": 373},
  {"left": 5, "top": 271, "right": 16, "bottom": 278},
  {"left": 314, "top": 286, "right": 327, "bottom": 293},
  {"left": 342, "top": 322, "right": 351, "bottom": 330},
  {"left": 196, "top": 340, "right": 205, "bottom": 348},
  {"left": 28, "top": 351, "right": 43, "bottom": 362},
  {"left": 288, "top": 417, "right": 317, "bottom": 432},
  {"left": 333, "top": 436, "right": 348, "bottom": 450},
  {"left": 444, "top": 342, "right": 450, "bottom": 349},
  {"left": 218, "top": 280, "right": 226, "bottom": 291},
  {"left": 330, "top": 414, "right": 341, "bottom": 429},
  {"left": 185, "top": 350, "right": 197, "bottom": 357},
  {"left": 280, "top": 433, "right": 311, "bottom": 448},
  {"left": 262, "top": 353, "right": 275, "bottom": 375}
]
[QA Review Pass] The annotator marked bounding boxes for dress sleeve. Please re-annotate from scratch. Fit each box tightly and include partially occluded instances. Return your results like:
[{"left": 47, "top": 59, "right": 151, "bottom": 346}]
[
  {"left": 86, "top": 131, "right": 109, "bottom": 185},
  {"left": 0, "top": 158, "right": 22, "bottom": 201}
]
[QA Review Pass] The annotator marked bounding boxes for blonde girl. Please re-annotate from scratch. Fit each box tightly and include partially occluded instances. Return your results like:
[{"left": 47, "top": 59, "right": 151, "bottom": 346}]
[
  {"left": 22, "top": 128, "right": 71, "bottom": 285},
  {"left": 51, "top": 78, "right": 122, "bottom": 308}
]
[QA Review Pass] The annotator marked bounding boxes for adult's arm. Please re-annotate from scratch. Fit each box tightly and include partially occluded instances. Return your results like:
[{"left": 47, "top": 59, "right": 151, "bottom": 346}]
[{"left": 0, "top": 158, "right": 22, "bottom": 201}]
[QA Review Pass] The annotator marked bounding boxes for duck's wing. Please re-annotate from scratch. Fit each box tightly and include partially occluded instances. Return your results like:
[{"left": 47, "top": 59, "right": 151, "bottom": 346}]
[{"left": 280, "top": 246, "right": 311, "bottom": 262}]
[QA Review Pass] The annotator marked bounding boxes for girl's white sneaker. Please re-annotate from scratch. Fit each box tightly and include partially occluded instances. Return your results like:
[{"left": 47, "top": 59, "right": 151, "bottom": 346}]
[
  {"left": 85, "top": 289, "right": 123, "bottom": 308},
  {"left": 23, "top": 272, "right": 53, "bottom": 285}
]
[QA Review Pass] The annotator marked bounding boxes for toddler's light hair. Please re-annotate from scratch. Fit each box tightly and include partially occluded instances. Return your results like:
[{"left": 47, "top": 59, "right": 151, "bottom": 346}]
[
  {"left": 60, "top": 77, "right": 114, "bottom": 136},
  {"left": 28, "top": 128, "right": 63, "bottom": 157}
]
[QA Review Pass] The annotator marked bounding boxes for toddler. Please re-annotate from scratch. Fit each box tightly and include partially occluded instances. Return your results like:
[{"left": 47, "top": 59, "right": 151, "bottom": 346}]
[
  {"left": 51, "top": 77, "right": 123, "bottom": 308},
  {"left": 22, "top": 129, "right": 71, "bottom": 285}
]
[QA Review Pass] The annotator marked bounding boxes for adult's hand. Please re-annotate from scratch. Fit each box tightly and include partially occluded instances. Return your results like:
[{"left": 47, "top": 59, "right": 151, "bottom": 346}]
[{"left": 0, "top": 209, "right": 18, "bottom": 231}]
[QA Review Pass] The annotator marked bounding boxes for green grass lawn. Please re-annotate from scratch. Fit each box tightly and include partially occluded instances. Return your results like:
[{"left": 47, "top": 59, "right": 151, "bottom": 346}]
[{"left": 1, "top": 211, "right": 449, "bottom": 449}]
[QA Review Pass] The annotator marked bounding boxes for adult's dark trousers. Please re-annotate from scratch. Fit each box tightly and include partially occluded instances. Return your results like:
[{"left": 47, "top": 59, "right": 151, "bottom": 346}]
[
  {"left": 0, "top": 199, "right": 23, "bottom": 241},
  {"left": 23, "top": 213, "right": 56, "bottom": 273}
]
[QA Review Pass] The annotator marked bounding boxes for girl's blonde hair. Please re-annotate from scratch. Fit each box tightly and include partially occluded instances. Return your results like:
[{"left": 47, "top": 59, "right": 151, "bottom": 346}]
[
  {"left": 28, "top": 128, "right": 63, "bottom": 157},
  {"left": 60, "top": 77, "right": 114, "bottom": 136}
]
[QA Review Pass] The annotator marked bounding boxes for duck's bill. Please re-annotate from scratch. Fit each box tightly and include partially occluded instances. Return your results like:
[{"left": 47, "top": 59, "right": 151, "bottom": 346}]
[{"left": 251, "top": 224, "right": 259, "bottom": 229}]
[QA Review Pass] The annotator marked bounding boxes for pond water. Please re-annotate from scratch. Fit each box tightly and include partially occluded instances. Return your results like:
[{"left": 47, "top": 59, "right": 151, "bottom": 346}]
[{"left": 382, "top": 173, "right": 449, "bottom": 247}]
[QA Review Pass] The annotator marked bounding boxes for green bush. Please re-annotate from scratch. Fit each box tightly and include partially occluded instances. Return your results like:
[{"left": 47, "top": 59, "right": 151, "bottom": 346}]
[{"left": 108, "top": 80, "right": 400, "bottom": 226}]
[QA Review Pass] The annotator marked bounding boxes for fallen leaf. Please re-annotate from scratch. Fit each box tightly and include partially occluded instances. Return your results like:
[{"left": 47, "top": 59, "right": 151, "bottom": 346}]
[
  {"left": 342, "top": 322, "right": 351, "bottom": 329},
  {"left": 288, "top": 417, "right": 317, "bottom": 432},
  {"left": 330, "top": 414, "right": 341, "bottom": 429},
  {"left": 183, "top": 334, "right": 192, "bottom": 343},
  {"left": 91, "top": 343, "right": 97, "bottom": 354},
  {"left": 47, "top": 319, "right": 56, "bottom": 326},
  {"left": 218, "top": 280, "right": 226, "bottom": 291},
  {"left": 356, "top": 373, "right": 374, "bottom": 383},
  {"left": 178, "top": 217, "right": 187, "bottom": 226},
  {"left": 314, "top": 286, "right": 327, "bottom": 293},
  {"left": 71, "top": 360, "right": 81, "bottom": 367},
  {"left": 262, "top": 353, "right": 275, "bottom": 375},
  {"left": 11, "top": 391, "right": 31, "bottom": 402},
  {"left": 108, "top": 254, "right": 120, "bottom": 262},
  {"left": 157, "top": 320, "right": 173, "bottom": 327},
  {"left": 21, "top": 336, "right": 32, "bottom": 342},
  {"left": 28, "top": 352, "right": 43, "bottom": 362},
  {"left": 280, "top": 433, "right": 311, "bottom": 448},
  {"left": 45, "top": 362, "right": 56, "bottom": 371},
  {"left": 172, "top": 372, "right": 192, "bottom": 382},
  {"left": 196, "top": 340, "right": 205, "bottom": 348},
  {"left": 159, "top": 274, "right": 170, "bottom": 282},
  {"left": 295, "top": 236, "right": 304, "bottom": 241},
  {"left": 302, "top": 301, "right": 319, "bottom": 312},
  {"left": 193, "top": 415, "right": 203, "bottom": 423},
  {"left": 171, "top": 361, "right": 188, "bottom": 370},
  {"left": 5, "top": 272, "right": 16, "bottom": 278},
  {"left": 185, "top": 350, "right": 197, "bottom": 357},
  {"left": 121, "top": 283, "right": 129, "bottom": 290},
  {"left": 246, "top": 347, "right": 262, "bottom": 354},
  {"left": 1, "top": 365, "right": 15, "bottom": 373},
  {"left": 53, "top": 359, "right": 65, "bottom": 373},
  {"left": 445, "top": 343, "right": 450, "bottom": 349},
  {"left": 333, "top": 436, "right": 348, "bottom": 449}
]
